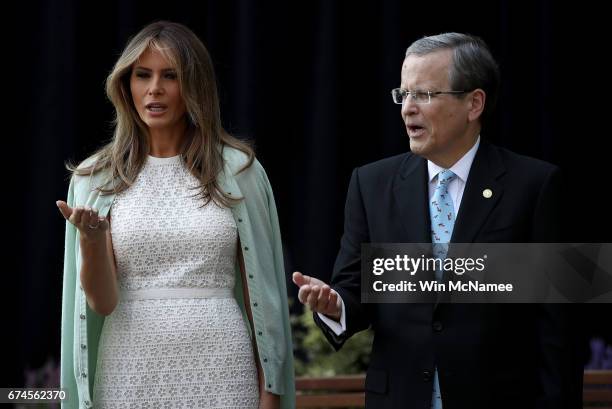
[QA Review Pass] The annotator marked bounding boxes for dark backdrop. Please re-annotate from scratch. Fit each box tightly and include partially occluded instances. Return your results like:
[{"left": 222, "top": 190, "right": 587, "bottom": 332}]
[{"left": 5, "top": 0, "right": 610, "bottom": 387}]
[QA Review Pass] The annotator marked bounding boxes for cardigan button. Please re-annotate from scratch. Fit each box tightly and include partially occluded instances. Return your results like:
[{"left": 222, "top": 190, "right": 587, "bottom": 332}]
[
  {"left": 248, "top": 274, "right": 253, "bottom": 279},
  {"left": 81, "top": 372, "right": 87, "bottom": 378},
  {"left": 263, "top": 358, "right": 268, "bottom": 363},
  {"left": 79, "top": 314, "right": 86, "bottom": 320},
  {"left": 258, "top": 331, "right": 262, "bottom": 336},
  {"left": 253, "top": 302, "right": 258, "bottom": 307},
  {"left": 81, "top": 344, "right": 87, "bottom": 349},
  {"left": 238, "top": 218, "right": 243, "bottom": 222},
  {"left": 268, "top": 383, "right": 272, "bottom": 388},
  {"left": 84, "top": 400, "right": 90, "bottom": 406},
  {"left": 244, "top": 246, "right": 249, "bottom": 251}
]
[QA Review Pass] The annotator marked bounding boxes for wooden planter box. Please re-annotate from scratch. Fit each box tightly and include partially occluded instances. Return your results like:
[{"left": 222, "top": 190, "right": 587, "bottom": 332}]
[{"left": 295, "top": 370, "right": 612, "bottom": 408}]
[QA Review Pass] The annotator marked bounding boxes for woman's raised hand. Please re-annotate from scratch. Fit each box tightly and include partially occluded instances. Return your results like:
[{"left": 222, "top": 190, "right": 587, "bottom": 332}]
[{"left": 56, "top": 201, "right": 109, "bottom": 241}]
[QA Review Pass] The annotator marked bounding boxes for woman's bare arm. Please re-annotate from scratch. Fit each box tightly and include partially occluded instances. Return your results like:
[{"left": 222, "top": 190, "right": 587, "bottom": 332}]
[{"left": 57, "top": 201, "right": 118, "bottom": 316}]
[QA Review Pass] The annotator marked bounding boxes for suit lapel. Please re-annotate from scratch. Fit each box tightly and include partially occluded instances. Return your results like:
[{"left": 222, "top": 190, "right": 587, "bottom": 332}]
[
  {"left": 393, "top": 154, "right": 436, "bottom": 306},
  {"left": 451, "top": 141, "right": 506, "bottom": 244},
  {"left": 393, "top": 154, "right": 431, "bottom": 243},
  {"left": 438, "top": 141, "right": 505, "bottom": 309}
]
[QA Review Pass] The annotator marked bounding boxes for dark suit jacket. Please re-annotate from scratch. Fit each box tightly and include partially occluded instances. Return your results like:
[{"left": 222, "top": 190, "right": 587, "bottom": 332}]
[{"left": 314, "top": 140, "right": 582, "bottom": 409}]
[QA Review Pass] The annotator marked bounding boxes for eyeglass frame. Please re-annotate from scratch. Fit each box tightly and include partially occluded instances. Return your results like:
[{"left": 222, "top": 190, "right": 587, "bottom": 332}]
[{"left": 391, "top": 88, "right": 471, "bottom": 105}]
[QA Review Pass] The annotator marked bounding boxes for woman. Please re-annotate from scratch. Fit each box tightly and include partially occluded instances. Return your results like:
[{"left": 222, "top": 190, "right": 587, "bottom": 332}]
[{"left": 57, "top": 21, "right": 294, "bottom": 409}]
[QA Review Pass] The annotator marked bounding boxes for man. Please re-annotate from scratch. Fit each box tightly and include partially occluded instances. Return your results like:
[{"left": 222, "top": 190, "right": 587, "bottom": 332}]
[{"left": 293, "top": 33, "right": 581, "bottom": 408}]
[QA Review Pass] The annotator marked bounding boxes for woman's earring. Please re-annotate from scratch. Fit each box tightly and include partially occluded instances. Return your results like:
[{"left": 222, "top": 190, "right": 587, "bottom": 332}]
[{"left": 188, "top": 112, "right": 198, "bottom": 127}]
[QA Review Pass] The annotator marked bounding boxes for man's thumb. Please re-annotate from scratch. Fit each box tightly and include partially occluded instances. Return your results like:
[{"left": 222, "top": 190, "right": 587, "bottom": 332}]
[{"left": 292, "top": 271, "right": 309, "bottom": 287}]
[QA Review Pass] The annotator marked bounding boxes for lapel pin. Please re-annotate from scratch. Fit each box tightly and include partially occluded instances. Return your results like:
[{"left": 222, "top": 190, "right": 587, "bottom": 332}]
[{"left": 482, "top": 189, "right": 493, "bottom": 199}]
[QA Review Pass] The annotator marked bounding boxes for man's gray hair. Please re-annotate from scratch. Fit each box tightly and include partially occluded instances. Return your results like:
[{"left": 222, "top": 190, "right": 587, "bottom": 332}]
[{"left": 406, "top": 32, "right": 500, "bottom": 119}]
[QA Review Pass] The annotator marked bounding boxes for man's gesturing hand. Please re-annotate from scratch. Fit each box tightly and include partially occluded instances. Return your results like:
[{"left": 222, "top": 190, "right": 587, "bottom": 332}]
[{"left": 292, "top": 272, "right": 341, "bottom": 322}]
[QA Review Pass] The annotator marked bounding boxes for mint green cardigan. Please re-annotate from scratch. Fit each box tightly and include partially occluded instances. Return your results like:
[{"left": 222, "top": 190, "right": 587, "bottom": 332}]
[{"left": 60, "top": 146, "right": 295, "bottom": 408}]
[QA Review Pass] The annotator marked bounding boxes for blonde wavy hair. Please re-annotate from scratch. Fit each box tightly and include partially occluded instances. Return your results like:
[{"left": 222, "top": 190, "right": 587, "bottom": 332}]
[{"left": 68, "top": 20, "right": 254, "bottom": 207}]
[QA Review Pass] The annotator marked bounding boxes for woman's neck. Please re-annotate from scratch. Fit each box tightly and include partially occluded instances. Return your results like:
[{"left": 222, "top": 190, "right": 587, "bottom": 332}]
[{"left": 147, "top": 123, "right": 187, "bottom": 157}]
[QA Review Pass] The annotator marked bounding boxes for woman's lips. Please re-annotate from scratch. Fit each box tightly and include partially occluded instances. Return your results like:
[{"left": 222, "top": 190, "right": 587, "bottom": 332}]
[{"left": 145, "top": 103, "right": 168, "bottom": 116}]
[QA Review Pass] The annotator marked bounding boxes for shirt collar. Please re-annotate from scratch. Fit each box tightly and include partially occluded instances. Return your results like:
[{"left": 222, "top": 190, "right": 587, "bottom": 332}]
[{"left": 427, "top": 136, "right": 480, "bottom": 183}]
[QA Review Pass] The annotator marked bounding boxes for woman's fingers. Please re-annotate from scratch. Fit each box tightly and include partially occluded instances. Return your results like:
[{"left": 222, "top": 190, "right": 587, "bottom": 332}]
[
  {"left": 81, "top": 207, "right": 92, "bottom": 226},
  {"left": 97, "top": 216, "right": 109, "bottom": 230},
  {"left": 82, "top": 207, "right": 106, "bottom": 231},
  {"left": 60, "top": 203, "right": 107, "bottom": 235},
  {"left": 81, "top": 207, "right": 96, "bottom": 227},
  {"left": 71, "top": 206, "right": 84, "bottom": 225},
  {"left": 56, "top": 200, "right": 72, "bottom": 220},
  {"left": 87, "top": 208, "right": 100, "bottom": 228}
]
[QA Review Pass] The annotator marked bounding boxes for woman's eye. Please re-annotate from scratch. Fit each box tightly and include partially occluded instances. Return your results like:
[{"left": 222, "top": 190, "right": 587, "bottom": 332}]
[{"left": 133, "top": 72, "right": 175, "bottom": 79}]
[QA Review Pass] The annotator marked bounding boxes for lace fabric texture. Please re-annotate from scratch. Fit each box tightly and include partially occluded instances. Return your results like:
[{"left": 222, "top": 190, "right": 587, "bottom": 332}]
[{"left": 93, "top": 155, "right": 258, "bottom": 408}]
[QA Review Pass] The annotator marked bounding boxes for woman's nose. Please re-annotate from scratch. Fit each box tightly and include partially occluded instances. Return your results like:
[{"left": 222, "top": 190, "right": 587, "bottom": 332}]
[{"left": 148, "top": 77, "right": 164, "bottom": 95}]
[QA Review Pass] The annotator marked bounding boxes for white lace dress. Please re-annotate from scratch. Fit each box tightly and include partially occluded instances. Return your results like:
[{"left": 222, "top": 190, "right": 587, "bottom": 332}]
[{"left": 92, "top": 155, "right": 259, "bottom": 408}]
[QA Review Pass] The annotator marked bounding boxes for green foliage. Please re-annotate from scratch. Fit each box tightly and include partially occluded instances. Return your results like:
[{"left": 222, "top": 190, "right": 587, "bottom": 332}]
[{"left": 291, "top": 302, "right": 373, "bottom": 376}]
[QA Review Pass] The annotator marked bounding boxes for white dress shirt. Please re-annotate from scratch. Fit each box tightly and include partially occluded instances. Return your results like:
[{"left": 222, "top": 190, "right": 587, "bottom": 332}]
[{"left": 318, "top": 137, "right": 481, "bottom": 335}]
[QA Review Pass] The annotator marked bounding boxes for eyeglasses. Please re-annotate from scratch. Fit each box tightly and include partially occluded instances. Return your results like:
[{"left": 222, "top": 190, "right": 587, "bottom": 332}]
[{"left": 391, "top": 88, "right": 470, "bottom": 105}]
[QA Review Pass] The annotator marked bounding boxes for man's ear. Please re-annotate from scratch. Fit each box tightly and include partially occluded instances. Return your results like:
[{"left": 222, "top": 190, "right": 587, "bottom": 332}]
[{"left": 468, "top": 89, "right": 486, "bottom": 122}]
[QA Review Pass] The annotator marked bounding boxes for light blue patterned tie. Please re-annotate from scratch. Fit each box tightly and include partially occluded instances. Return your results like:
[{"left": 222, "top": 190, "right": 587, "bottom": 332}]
[
  {"left": 430, "top": 169, "right": 457, "bottom": 278},
  {"left": 429, "top": 169, "right": 456, "bottom": 409}
]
